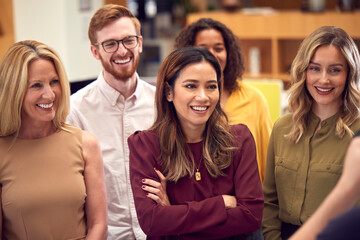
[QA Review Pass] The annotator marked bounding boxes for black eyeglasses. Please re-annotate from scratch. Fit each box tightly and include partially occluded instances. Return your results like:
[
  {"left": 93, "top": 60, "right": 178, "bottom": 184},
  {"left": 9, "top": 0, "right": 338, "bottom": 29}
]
[{"left": 95, "top": 35, "right": 139, "bottom": 53}]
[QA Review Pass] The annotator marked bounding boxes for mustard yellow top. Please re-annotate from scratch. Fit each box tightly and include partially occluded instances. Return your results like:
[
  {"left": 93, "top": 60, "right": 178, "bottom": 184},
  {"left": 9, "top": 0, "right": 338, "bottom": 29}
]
[{"left": 224, "top": 80, "right": 273, "bottom": 183}]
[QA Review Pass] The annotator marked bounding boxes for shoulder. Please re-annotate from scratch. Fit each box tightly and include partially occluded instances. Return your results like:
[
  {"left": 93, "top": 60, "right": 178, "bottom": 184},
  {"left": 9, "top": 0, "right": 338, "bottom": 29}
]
[
  {"left": 350, "top": 117, "right": 360, "bottom": 132},
  {"left": 81, "top": 130, "right": 102, "bottom": 161},
  {"left": 230, "top": 123, "right": 252, "bottom": 137},
  {"left": 239, "top": 81, "right": 266, "bottom": 99},
  {"left": 273, "top": 113, "right": 293, "bottom": 129},
  {"left": 236, "top": 81, "right": 269, "bottom": 108},
  {"left": 230, "top": 124, "right": 255, "bottom": 146},
  {"left": 70, "top": 80, "right": 99, "bottom": 103},
  {"left": 128, "top": 129, "right": 158, "bottom": 145},
  {"left": 138, "top": 78, "right": 156, "bottom": 93},
  {"left": 81, "top": 130, "right": 99, "bottom": 147}
]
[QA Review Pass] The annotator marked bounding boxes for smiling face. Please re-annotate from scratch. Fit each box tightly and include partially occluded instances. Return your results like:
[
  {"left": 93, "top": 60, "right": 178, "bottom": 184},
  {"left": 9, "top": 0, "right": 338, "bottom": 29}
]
[
  {"left": 21, "top": 58, "right": 61, "bottom": 127},
  {"left": 167, "top": 61, "right": 219, "bottom": 135},
  {"left": 194, "top": 29, "right": 227, "bottom": 72},
  {"left": 306, "top": 44, "right": 348, "bottom": 116},
  {"left": 91, "top": 17, "right": 143, "bottom": 82}
]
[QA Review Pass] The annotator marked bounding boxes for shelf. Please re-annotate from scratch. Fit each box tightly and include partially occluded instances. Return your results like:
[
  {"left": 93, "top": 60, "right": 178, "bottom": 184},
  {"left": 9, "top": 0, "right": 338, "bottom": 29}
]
[{"left": 187, "top": 10, "right": 360, "bottom": 85}]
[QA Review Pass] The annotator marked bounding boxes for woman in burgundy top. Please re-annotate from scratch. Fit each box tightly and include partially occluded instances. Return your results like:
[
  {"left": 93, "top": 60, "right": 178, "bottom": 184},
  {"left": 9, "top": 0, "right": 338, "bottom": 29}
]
[{"left": 128, "top": 47, "right": 263, "bottom": 239}]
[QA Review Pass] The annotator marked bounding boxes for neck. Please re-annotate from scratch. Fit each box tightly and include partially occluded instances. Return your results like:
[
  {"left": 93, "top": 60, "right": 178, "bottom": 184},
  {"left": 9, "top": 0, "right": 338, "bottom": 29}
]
[
  {"left": 103, "top": 71, "right": 137, "bottom": 99},
  {"left": 18, "top": 122, "right": 56, "bottom": 139},
  {"left": 220, "top": 89, "right": 230, "bottom": 108},
  {"left": 183, "top": 125, "right": 205, "bottom": 143},
  {"left": 312, "top": 102, "right": 342, "bottom": 121}
]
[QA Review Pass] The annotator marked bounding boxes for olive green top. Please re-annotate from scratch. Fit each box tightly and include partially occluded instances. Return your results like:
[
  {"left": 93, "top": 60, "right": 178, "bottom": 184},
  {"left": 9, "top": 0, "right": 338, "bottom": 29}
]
[{"left": 262, "top": 112, "right": 360, "bottom": 240}]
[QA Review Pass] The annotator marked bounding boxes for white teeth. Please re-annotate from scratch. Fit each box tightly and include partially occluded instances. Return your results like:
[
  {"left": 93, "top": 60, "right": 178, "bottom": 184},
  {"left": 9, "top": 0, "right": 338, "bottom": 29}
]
[
  {"left": 114, "top": 58, "right": 130, "bottom": 64},
  {"left": 316, "top": 87, "right": 332, "bottom": 92},
  {"left": 192, "top": 106, "right": 207, "bottom": 111},
  {"left": 37, "top": 103, "right": 53, "bottom": 109}
]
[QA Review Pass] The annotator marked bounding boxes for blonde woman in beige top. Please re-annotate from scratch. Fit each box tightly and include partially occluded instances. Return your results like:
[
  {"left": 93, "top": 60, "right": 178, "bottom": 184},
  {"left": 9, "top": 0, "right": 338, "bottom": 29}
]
[{"left": 0, "top": 40, "right": 107, "bottom": 240}]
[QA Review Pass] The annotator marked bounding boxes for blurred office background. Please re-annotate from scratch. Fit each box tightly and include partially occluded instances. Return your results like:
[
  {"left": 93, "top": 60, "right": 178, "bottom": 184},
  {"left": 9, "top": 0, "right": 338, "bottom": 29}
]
[{"left": 0, "top": 0, "right": 359, "bottom": 121}]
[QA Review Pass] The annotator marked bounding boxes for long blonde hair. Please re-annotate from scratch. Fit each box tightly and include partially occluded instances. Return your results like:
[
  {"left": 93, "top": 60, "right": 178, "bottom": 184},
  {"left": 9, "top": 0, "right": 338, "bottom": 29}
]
[
  {"left": 0, "top": 40, "right": 70, "bottom": 137},
  {"left": 151, "top": 47, "right": 235, "bottom": 182},
  {"left": 286, "top": 26, "right": 360, "bottom": 143}
]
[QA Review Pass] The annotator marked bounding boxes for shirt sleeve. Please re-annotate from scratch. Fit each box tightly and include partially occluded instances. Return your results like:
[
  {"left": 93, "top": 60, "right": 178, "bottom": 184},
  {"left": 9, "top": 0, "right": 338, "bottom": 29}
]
[
  {"left": 262, "top": 125, "right": 282, "bottom": 240},
  {"left": 129, "top": 127, "right": 263, "bottom": 238},
  {"left": 256, "top": 95, "right": 273, "bottom": 183}
]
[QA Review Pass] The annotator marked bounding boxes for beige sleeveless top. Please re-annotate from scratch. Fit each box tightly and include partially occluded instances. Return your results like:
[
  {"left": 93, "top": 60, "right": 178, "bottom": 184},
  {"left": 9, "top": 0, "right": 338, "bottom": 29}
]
[{"left": 0, "top": 126, "right": 86, "bottom": 240}]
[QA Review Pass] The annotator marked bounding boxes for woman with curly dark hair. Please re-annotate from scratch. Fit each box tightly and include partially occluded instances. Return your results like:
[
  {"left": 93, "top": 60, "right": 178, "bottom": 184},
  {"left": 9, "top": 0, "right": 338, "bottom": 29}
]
[{"left": 175, "top": 18, "right": 272, "bottom": 183}]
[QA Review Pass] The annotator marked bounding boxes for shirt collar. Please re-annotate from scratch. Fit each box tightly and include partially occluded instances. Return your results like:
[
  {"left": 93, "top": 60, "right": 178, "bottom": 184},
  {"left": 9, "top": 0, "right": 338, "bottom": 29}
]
[{"left": 98, "top": 71, "right": 143, "bottom": 106}]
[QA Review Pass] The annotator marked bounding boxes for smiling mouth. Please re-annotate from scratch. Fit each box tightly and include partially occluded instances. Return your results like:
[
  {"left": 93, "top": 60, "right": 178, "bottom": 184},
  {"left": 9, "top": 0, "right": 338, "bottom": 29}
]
[
  {"left": 114, "top": 57, "right": 131, "bottom": 64},
  {"left": 316, "top": 87, "right": 333, "bottom": 92},
  {"left": 191, "top": 106, "right": 208, "bottom": 111},
  {"left": 37, "top": 103, "right": 53, "bottom": 109}
]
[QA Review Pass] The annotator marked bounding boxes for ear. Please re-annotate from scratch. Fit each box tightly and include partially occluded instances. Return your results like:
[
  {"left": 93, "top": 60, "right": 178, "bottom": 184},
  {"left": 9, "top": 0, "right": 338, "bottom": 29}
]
[
  {"left": 90, "top": 44, "right": 101, "bottom": 60},
  {"left": 165, "top": 83, "right": 174, "bottom": 102},
  {"left": 138, "top": 35, "right": 143, "bottom": 54}
]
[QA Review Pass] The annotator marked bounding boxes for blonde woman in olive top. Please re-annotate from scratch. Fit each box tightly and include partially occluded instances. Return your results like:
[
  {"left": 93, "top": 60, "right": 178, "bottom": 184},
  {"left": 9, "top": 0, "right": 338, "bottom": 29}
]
[{"left": 262, "top": 26, "right": 360, "bottom": 240}]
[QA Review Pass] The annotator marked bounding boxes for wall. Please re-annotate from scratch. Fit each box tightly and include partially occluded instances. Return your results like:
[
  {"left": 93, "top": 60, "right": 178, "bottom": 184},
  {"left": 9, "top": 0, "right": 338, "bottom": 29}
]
[
  {"left": 13, "top": 0, "right": 103, "bottom": 82},
  {"left": 0, "top": 0, "right": 15, "bottom": 61}
]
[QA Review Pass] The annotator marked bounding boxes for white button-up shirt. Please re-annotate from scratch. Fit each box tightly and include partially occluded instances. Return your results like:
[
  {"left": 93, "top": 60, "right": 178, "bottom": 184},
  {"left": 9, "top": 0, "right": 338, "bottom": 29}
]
[{"left": 67, "top": 72, "right": 155, "bottom": 240}]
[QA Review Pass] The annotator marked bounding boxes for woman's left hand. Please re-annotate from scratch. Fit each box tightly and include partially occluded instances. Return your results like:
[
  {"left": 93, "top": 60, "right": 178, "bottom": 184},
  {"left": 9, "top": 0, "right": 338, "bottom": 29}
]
[{"left": 141, "top": 168, "right": 170, "bottom": 206}]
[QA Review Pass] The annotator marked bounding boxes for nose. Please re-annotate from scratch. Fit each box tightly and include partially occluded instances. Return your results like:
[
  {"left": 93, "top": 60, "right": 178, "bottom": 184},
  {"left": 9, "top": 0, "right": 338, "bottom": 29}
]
[
  {"left": 42, "top": 84, "right": 55, "bottom": 100},
  {"left": 319, "top": 70, "right": 330, "bottom": 84},
  {"left": 194, "top": 87, "right": 208, "bottom": 101},
  {"left": 115, "top": 42, "right": 128, "bottom": 56}
]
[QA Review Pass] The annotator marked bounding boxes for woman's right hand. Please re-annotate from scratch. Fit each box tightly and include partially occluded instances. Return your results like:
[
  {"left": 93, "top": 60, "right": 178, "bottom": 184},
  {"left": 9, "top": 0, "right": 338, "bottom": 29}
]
[
  {"left": 141, "top": 168, "right": 171, "bottom": 206},
  {"left": 222, "top": 195, "right": 237, "bottom": 209}
]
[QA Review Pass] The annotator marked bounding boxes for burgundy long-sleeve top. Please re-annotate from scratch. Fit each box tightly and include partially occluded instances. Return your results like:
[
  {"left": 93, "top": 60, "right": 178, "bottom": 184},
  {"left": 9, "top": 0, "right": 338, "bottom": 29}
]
[{"left": 128, "top": 124, "right": 264, "bottom": 239}]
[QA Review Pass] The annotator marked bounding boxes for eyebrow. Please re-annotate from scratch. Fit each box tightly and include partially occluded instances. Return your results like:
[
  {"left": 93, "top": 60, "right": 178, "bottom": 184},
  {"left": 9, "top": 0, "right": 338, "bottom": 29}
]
[
  {"left": 183, "top": 79, "right": 218, "bottom": 83},
  {"left": 309, "top": 61, "right": 345, "bottom": 67}
]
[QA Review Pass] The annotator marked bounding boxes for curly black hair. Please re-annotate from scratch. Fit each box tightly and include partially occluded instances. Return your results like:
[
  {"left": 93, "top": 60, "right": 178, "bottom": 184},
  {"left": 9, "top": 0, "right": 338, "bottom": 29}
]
[{"left": 175, "top": 18, "right": 244, "bottom": 93}]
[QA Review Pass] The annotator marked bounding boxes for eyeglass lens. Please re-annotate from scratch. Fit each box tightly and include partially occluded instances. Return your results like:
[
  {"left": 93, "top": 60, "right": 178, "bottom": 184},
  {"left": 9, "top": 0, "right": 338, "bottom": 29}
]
[{"left": 102, "top": 36, "right": 138, "bottom": 53}]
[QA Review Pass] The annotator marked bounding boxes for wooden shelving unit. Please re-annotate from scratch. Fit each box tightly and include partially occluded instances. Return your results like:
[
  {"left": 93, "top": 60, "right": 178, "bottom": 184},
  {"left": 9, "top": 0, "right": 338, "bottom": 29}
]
[{"left": 187, "top": 10, "right": 360, "bottom": 83}]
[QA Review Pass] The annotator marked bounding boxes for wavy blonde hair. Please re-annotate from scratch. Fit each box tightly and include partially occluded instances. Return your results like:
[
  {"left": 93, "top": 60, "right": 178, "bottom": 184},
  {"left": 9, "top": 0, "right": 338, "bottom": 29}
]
[
  {"left": 0, "top": 40, "right": 70, "bottom": 137},
  {"left": 286, "top": 26, "right": 360, "bottom": 143},
  {"left": 151, "top": 47, "right": 235, "bottom": 182}
]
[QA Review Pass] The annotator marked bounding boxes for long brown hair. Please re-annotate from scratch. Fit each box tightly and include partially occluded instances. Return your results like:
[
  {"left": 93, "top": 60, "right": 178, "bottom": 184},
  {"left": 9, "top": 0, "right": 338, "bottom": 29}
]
[
  {"left": 286, "top": 26, "right": 360, "bottom": 142},
  {"left": 151, "top": 47, "right": 235, "bottom": 182}
]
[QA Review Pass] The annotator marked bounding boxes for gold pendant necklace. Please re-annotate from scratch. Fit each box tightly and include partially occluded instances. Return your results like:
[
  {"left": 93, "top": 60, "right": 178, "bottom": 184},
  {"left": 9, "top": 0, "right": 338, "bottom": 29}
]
[
  {"left": 195, "top": 158, "right": 202, "bottom": 181},
  {"left": 195, "top": 169, "right": 201, "bottom": 181}
]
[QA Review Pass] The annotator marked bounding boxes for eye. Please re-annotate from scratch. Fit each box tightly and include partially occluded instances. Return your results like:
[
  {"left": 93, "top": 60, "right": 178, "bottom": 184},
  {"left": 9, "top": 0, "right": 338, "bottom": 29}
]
[
  {"left": 30, "top": 83, "right": 42, "bottom": 88},
  {"left": 308, "top": 66, "right": 320, "bottom": 72},
  {"left": 103, "top": 41, "right": 117, "bottom": 48},
  {"left": 207, "top": 84, "right": 218, "bottom": 89},
  {"left": 124, "top": 38, "right": 135, "bottom": 44},
  {"left": 50, "top": 79, "right": 60, "bottom": 85},
  {"left": 329, "top": 68, "right": 341, "bottom": 73},
  {"left": 185, "top": 84, "right": 196, "bottom": 89},
  {"left": 214, "top": 47, "right": 225, "bottom": 53}
]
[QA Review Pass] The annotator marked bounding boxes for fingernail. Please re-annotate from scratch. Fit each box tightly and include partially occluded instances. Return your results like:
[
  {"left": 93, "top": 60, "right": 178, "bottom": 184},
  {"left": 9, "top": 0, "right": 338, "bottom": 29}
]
[
  {"left": 146, "top": 193, "right": 149, "bottom": 196},
  {"left": 154, "top": 168, "right": 158, "bottom": 171},
  {"left": 142, "top": 179, "right": 145, "bottom": 183},
  {"left": 142, "top": 185, "right": 145, "bottom": 189}
]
